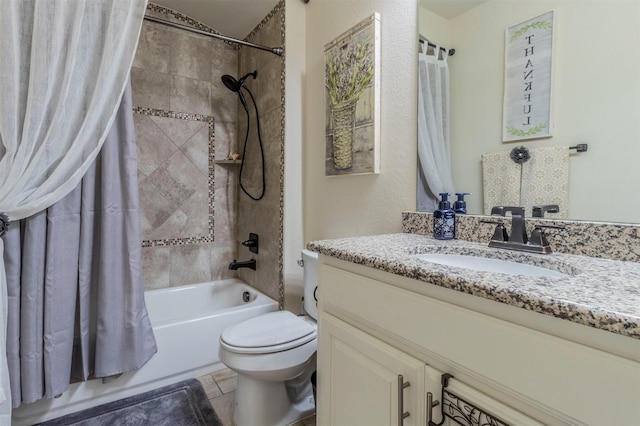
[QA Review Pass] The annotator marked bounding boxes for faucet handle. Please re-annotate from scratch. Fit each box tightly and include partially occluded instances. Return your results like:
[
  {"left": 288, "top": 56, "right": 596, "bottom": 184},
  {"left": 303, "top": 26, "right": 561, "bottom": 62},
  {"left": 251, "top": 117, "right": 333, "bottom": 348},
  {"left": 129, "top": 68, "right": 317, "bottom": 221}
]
[
  {"left": 481, "top": 220, "right": 509, "bottom": 242},
  {"left": 529, "top": 224, "right": 564, "bottom": 247}
]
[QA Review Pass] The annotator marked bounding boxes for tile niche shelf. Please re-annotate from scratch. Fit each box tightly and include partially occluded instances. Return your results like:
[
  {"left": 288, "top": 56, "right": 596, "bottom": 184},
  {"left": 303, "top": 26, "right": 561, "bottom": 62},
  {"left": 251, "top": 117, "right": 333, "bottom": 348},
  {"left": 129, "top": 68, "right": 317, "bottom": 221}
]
[{"left": 214, "top": 160, "right": 242, "bottom": 165}]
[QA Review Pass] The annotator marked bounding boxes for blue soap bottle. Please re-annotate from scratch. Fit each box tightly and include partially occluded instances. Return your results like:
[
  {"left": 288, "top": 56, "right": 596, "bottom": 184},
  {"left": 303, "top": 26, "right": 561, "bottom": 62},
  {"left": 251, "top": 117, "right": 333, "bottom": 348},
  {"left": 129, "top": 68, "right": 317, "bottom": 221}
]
[
  {"left": 454, "top": 192, "right": 470, "bottom": 214},
  {"left": 433, "top": 193, "right": 455, "bottom": 240}
]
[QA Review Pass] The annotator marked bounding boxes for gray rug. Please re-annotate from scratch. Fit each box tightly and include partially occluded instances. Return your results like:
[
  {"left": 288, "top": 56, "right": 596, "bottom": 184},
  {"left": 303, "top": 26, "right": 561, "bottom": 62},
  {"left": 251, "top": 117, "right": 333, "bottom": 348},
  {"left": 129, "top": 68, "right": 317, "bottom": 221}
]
[{"left": 34, "top": 379, "right": 223, "bottom": 426}]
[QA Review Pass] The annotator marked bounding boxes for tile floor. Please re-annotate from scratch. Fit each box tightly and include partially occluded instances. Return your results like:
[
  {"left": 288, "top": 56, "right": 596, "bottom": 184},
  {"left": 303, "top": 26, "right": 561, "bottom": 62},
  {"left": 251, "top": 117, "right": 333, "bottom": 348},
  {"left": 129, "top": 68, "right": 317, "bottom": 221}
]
[{"left": 197, "top": 368, "right": 316, "bottom": 426}]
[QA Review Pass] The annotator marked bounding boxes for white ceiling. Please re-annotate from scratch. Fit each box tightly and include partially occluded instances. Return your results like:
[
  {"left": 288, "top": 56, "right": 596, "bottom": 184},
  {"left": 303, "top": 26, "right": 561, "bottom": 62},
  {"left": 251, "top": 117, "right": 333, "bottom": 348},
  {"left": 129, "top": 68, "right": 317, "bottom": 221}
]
[
  {"left": 420, "top": 0, "right": 489, "bottom": 19},
  {"left": 151, "top": 0, "right": 281, "bottom": 39}
]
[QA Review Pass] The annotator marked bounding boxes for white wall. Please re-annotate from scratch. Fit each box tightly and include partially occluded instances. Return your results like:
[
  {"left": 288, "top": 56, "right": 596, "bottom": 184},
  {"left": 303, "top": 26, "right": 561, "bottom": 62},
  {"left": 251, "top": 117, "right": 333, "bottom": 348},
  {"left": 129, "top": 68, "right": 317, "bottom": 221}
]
[
  {"left": 419, "top": 5, "right": 449, "bottom": 47},
  {"left": 427, "top": 1, "right": 640, "bottom": 223},
  {"left": 303, "top": 0, "right": 418, "bottom": 242}
]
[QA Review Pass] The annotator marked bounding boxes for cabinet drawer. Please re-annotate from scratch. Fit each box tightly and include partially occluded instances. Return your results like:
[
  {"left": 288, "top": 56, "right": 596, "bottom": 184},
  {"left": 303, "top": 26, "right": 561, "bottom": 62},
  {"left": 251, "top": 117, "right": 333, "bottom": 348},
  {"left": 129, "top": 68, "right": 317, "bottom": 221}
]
[{"left": 319, "top": 263, "right": 640, "bottom": 425}]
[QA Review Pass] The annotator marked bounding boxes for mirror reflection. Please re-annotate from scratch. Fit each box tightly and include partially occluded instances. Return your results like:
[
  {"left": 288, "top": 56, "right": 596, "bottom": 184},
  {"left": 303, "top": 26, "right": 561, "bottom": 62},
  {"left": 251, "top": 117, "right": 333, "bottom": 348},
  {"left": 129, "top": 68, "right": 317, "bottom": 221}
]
[{"left": 418, "top": 0, "right": 640, "bottom": 223}]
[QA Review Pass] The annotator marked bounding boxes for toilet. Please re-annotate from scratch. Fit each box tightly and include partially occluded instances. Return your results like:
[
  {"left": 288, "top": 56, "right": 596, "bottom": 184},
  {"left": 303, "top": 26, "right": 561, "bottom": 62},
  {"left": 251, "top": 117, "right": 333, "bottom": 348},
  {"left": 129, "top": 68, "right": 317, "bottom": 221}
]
[{"left": 219, "top": 250, "right": 318, "bottom": 426}]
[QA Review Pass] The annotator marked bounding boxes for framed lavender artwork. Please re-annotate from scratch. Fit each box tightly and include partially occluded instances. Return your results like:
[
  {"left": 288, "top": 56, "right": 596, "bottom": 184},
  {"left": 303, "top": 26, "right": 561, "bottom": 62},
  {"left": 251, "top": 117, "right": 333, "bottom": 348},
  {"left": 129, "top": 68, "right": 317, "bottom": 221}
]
[{"left": 324, "top": 13, "right": 380, "bottom": 175}]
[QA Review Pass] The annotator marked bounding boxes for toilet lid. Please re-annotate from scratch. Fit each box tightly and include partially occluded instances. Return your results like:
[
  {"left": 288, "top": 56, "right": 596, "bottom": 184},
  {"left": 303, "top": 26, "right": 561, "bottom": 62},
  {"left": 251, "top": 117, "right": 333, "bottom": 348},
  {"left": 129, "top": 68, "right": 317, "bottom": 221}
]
[{"left": 220, "top": 311, "right": 316, "bottom": 354}]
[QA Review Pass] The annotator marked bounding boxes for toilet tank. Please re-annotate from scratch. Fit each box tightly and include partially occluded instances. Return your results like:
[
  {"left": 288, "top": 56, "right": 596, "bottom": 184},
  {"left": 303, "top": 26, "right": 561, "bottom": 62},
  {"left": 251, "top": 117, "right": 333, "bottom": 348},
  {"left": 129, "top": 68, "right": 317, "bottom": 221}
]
[{"left": 301, "top": 250, "right": 318, "bottom": 320}]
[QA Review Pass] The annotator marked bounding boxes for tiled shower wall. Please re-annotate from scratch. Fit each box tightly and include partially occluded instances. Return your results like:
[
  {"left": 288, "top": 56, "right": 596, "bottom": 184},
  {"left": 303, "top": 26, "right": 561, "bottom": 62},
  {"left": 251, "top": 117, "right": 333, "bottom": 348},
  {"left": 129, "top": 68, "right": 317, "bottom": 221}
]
[
  {"left": 234, "top": 3, "right": 286, "bottom": 305},
  {"left": 130, "top": 3, "right": 286, "bottom": 304},
  {"left": 131, "top": 5, "right": 240, "bottom": 289}
]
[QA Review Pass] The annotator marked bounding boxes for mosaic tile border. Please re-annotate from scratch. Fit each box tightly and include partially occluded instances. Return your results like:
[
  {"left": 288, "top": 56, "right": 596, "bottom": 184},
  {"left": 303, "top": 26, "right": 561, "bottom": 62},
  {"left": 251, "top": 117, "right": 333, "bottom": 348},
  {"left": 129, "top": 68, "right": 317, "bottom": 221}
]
[
  {"left": 133, "top": 106, "right": 215, "bottom": 248},
  {"left": 245, "top": 0, "right": 285, "bottom": 44},
  {"left": 146, "top": 3, "right": 237, "bottom": 49},
  {"left": 244, "top": 0, "right": 286, "bottom": 309},
  {"left": 277, "top": 0, "right": 286, "bottom": 310}
]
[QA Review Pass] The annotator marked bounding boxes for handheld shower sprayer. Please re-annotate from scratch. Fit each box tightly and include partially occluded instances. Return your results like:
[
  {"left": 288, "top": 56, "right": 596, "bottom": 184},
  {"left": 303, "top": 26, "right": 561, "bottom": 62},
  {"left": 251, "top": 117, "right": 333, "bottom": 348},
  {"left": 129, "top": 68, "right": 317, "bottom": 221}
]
[
  {"left": 220, "top": 71, "right": 266, "bottom": 201},
  {"left": 221, "top": 71, "right": 257, "bottom": 111}
]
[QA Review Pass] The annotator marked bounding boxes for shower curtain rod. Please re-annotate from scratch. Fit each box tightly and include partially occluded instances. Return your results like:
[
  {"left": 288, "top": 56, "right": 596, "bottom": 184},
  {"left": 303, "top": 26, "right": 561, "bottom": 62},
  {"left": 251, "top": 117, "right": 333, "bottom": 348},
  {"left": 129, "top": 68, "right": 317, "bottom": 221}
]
[
  {"left": 419, "top": 35, "right": 455, "bottom": 56},
  {"left": 143, "top": 15, "right": 284, "bottom": 56}
]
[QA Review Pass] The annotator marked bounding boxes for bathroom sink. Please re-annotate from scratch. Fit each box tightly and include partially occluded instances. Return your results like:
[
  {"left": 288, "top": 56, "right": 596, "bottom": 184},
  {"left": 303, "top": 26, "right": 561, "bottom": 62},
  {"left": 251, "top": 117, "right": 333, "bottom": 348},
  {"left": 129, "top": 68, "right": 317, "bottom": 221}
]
[{"left": 413, "top": 253, "right": 568, "bottom": 278}]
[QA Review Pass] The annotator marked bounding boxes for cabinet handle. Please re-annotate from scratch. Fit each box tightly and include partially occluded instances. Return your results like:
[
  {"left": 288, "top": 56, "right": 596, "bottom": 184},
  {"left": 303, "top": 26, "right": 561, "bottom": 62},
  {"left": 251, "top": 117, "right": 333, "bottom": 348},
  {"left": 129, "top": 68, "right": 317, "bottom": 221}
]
[
  {"left": 397, "top": 375, "right": 411, "bottom": 425},
  {"left": 426, "top": 391, "right": 441, "bottom": 426}
]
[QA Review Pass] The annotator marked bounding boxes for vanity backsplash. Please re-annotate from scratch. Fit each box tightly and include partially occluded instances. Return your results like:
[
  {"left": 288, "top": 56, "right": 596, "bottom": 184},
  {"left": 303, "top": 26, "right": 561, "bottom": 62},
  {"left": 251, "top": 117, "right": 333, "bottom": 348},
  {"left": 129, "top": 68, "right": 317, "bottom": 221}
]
[{"left": 402, "top": 211, "right": 640, "bottom": 263}]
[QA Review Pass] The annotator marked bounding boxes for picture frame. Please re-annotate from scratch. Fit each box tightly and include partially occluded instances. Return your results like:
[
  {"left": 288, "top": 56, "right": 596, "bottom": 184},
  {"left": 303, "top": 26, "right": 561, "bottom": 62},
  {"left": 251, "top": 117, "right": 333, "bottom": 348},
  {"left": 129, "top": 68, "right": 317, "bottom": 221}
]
[
  {"left": 502, "top": 10, "right": 555, "bottom": 142},
  {"left": 324, "top": 13, "right": 380, "bottom": 175}
]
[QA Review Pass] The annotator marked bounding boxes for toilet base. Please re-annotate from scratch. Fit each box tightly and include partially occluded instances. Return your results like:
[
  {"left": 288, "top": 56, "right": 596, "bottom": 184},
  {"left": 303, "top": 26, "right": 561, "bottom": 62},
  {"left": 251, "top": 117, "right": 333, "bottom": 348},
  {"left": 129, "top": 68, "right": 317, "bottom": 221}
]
[{"left": 234, "top": 375, "right": 315, "bottom": 426}]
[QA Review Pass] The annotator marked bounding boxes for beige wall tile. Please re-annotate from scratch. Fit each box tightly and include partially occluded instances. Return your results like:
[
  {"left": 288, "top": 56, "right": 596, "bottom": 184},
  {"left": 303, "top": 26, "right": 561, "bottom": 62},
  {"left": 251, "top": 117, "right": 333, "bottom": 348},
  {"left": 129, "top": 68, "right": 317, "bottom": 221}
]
[
  {"left": 170, "top": 244, "right": 212, "bottom": 285},
  {"left": 134, "top": 115, "right": 179, "bottom": 176},
  {"left": 180, "top": 125, "right": 210, "bottom": 174},
  {"left": 147, "top": 150, "right": 206, "bottom": 207},
  {"left": 150, "top": 115, "right": 206, "bottom": 148},
  {"left": 131, "top": 67, "right": 171, "bottom": 110},
  {"left": 138, "top": 178, "right": 177, "bottom": 237},
  {"left": 142, "top": 246, "right": 171, "bottom": 289},
  {"left": 169, "top": 32, "right": 213, "bottom": 81},
  {"left": 134, "top": 22, "right": 171, "bottom": 73},
  {"left": 170, "top": 76, "right": 211, "bottom": 116}
]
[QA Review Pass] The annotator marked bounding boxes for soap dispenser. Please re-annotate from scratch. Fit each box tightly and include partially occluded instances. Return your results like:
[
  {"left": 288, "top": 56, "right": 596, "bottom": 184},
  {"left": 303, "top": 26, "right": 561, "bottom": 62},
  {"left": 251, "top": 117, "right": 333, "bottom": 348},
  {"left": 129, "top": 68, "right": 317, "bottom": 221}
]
[
  {"left": 433, "top": 192, "right": 455, "bottom": 240},
  {"left": 454, "top": 193, "right": 470, "bottom": 214}
]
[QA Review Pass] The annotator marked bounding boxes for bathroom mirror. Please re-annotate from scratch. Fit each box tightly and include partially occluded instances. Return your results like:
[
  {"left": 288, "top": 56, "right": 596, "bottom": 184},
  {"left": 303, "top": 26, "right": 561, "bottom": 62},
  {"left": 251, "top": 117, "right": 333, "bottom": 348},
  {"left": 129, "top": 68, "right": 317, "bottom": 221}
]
[{"left": 418, "top": 0, "right": 640, "bottom": 224}]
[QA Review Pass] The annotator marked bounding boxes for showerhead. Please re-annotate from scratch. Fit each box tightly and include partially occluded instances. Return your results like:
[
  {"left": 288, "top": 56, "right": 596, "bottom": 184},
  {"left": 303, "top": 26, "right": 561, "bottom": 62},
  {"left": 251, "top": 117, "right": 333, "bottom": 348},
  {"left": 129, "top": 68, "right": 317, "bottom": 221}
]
[
  {"left": 220, "top": 71, "right": 257, "bottom": 93},
  {"left": 221, "top": 71, "right": 257, "bottom": 111},
  {"left": 221, "top": 74, "right": 240, "bottom": 92}
]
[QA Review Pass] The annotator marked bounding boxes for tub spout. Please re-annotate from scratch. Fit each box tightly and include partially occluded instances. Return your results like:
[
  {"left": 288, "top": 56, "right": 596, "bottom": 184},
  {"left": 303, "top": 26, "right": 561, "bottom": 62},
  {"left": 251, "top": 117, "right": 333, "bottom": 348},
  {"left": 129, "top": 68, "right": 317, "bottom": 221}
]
[{"left": 229, "top": 259, "right": 256, "bottom": 270}]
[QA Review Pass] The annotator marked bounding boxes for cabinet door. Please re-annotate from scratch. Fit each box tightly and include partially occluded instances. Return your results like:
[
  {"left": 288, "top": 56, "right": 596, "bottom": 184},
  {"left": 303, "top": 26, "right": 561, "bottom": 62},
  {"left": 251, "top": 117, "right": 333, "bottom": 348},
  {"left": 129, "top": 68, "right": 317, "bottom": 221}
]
[{"left": 317, "top": 313, "right": 425, "bottom": 426}]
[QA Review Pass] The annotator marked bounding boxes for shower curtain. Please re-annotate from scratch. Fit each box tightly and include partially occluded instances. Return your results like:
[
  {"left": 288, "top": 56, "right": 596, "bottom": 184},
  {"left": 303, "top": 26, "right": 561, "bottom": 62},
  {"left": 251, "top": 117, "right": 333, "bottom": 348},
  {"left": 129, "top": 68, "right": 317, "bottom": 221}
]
[
  {"left": 4, "top": 81, "right": 157, "bottom": 407},
  {"left": 417, "top": 43, "right": 455, "bottom": 211},
  {"left": 0, "top": 0, "right": 149, "bottom": 418}
]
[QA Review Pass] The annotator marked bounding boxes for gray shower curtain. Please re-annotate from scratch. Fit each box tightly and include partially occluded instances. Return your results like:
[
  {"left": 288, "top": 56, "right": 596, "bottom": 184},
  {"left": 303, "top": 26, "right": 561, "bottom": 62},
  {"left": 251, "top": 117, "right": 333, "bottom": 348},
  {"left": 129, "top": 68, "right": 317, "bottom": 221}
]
[{"left": 2, "top": 82, "right": 157, "bottom": 406}]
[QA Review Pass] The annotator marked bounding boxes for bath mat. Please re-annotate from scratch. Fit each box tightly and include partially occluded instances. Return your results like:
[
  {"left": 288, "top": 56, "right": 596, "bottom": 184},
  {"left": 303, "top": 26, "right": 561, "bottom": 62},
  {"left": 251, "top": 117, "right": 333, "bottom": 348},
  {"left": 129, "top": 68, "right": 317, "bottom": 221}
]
[{"left": 34, "top": 378, "right": 223, "bottom": 426}]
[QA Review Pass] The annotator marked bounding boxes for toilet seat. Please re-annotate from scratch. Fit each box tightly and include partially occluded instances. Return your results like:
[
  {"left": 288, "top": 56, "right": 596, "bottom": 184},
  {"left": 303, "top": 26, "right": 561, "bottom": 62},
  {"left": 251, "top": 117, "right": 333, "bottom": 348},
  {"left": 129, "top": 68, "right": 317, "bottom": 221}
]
[{"left": 220, "top": 311, "right": 317, "bottom": 355}]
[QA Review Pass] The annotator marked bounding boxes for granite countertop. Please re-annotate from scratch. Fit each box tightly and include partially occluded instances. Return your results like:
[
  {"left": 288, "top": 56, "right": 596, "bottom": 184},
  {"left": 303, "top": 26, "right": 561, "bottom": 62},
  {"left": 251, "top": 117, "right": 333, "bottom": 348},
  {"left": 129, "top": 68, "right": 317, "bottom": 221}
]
[{"left": 307, "top": 233, "right": 640, "bottom": 339}]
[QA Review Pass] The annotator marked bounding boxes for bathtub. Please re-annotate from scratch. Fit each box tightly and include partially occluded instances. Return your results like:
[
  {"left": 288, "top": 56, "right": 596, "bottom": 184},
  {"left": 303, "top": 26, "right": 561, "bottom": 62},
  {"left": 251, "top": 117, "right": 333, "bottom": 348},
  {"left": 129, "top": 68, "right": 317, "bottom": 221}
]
[{"left": 12, "top": 278, "right": 278, "bottom": 425}]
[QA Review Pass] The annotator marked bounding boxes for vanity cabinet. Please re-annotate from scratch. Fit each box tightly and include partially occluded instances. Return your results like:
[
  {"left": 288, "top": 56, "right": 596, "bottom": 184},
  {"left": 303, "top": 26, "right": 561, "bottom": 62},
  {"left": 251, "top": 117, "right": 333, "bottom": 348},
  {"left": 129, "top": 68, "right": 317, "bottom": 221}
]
[
  {"left": 320, "top": 313, "right": 425, "bottom": 426},
  {"left": 316, "top": 256, "right": 640, "bottom": 426}
]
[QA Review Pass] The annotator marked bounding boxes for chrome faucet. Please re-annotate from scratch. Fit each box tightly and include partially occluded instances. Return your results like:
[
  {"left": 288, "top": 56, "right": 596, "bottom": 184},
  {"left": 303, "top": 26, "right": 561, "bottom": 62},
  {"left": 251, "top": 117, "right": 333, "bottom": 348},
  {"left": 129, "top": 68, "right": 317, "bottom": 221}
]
[{"left": 483, "top": 206, "right": 563, "bottom": 254}]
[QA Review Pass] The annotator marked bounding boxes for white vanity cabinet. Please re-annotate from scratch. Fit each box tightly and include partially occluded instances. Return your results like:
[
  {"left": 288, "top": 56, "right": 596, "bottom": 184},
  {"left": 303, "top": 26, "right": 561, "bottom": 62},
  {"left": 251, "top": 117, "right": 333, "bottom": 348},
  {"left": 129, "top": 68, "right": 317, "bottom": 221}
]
[
  {"left": 316, "top": 256, "right": 640, "bottom": 426},
  {"left": 320, "top": 313, "right": 426, "bottom": 426}
]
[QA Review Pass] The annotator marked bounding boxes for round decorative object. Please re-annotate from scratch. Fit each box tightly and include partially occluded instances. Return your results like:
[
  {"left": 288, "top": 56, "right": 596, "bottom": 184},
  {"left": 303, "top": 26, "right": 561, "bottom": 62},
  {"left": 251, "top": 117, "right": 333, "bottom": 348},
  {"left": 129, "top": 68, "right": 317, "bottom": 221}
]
[
  {"left": 510, "top": 146, "right": 531, "bottom": 164},
  {"left": 0, "top": 212, "right": 9, "bottom": 237}
]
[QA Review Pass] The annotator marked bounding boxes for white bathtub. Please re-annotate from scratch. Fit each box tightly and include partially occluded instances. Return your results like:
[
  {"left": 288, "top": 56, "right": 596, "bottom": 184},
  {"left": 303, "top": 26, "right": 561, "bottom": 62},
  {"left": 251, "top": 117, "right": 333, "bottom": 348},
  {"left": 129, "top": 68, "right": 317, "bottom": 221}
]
[{"left": 12, "top": 278, "right": 278, "bottom": 425}]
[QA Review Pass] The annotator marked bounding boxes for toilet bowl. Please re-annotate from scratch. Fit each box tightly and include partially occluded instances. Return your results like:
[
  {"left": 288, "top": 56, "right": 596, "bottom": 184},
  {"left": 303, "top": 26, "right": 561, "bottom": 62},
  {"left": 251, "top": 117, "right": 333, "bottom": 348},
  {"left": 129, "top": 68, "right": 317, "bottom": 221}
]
[{"left": 219, "top": 250, "right": 318, "bottom": 426}]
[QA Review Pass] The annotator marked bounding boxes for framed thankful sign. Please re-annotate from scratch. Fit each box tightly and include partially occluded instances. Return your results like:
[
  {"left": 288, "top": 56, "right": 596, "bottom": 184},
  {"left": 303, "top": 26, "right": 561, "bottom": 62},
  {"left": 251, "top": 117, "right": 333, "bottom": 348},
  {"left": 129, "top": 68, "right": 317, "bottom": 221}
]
[{"left": 502, "top": 11, "right": 555, "bottom": 142}]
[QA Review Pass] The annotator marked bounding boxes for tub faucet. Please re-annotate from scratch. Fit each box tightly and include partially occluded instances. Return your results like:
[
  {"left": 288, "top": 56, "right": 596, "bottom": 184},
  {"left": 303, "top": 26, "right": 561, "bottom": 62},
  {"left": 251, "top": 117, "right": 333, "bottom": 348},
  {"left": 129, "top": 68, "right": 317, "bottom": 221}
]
[{"left": 229, "top": 259, "right": 256, "bottom": 270}]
